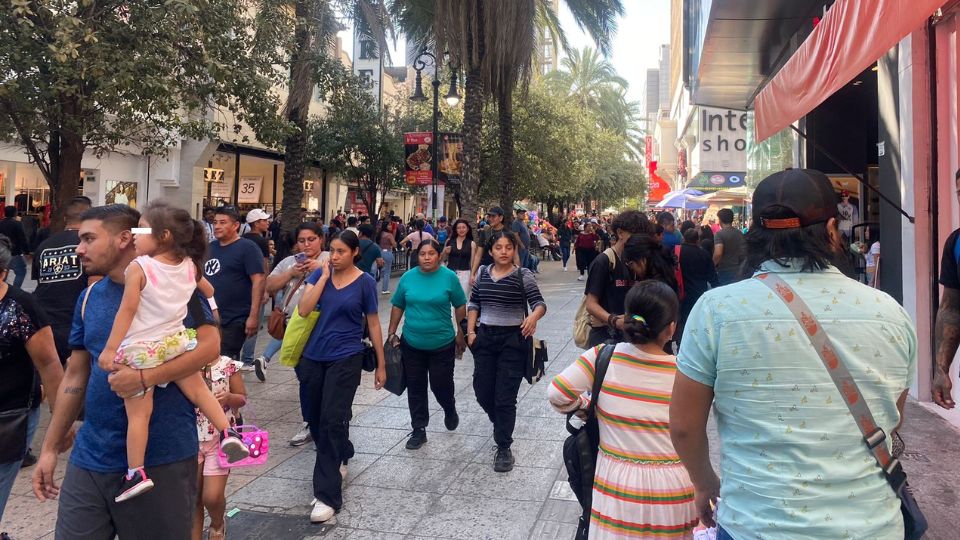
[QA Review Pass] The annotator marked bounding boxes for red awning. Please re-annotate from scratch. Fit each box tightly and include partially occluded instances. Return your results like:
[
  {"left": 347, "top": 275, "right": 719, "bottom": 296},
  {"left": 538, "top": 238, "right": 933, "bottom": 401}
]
[{"left": 755, "top": 0, "right": 945, "bottom": 141}]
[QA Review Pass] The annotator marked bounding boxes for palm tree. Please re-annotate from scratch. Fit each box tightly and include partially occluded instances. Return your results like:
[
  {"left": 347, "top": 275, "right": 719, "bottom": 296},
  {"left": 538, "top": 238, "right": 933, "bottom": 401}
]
[
  {"left": 276, "top": 0, "right": 390, "bottom": 236},
  {"left": 545, "top": 46, "right": 628, "bottom": 110}
]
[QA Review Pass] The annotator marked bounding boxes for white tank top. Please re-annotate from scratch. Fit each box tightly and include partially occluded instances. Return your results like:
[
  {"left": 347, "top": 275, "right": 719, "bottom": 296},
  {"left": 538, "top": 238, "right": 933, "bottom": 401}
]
[{"left": 121, "top": 255, "right": 197, "bottom": 346}]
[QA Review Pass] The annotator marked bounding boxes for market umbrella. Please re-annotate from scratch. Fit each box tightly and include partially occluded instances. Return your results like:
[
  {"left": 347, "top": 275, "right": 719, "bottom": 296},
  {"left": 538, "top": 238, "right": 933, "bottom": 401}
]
[
  {"left": 702, "top": 186, "right": 753, "bottom": 203},
  {"left": 655, "top": 189, "right": 707, "bottom": 210}
]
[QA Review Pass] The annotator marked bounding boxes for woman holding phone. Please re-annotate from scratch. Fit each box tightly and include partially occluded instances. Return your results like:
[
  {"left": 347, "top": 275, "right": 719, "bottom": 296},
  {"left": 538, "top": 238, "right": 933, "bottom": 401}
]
[{"left": 297, "top": 231, "right": 385, "bottom": 524}]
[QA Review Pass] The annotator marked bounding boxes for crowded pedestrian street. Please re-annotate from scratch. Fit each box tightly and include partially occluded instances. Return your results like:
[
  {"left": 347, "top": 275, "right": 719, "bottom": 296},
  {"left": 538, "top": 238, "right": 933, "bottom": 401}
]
[{"left": 0, "top": 262, "right": 958, "bottom": 539}]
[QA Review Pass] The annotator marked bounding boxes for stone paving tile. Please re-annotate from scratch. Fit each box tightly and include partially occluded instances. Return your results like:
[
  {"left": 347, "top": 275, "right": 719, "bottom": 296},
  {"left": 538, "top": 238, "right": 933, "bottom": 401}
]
[
  {"left": 336, "top": 485, "right": 437, "bottom": 534},
  {"left": 424, "top": 411, "right": 493, "bottom": 437},
  {"left": 0, "top": 495, "right": 57, "bottom": 538},
  {"left": 387, "top": 431, "right": 489, "bottom": 462},
  {"left": 527, "top": 520, "right": 579, "bottom": 539},
  {"left": 352, "top": 404, "right": 417, "bottom": 431},
  {"left": 447, "top": 463, "right": 557, "bottom": 502},
  {"left": 413, "top": 494, "right": 542, "bottom": 540},
  {"left": 537, "top": 499, "right": 583, "bottom": 525},
  {"left": 351, "top": 455, "right": 469, "bottom": 494},
  {"left": 229, "top": 475, "right": 313, "bottom": 510},
  {"left": 348, "top": 426, "right": 409, "bottom": 455},
  {"left": 510, "top": 415, "right": 567, "bottom": 442},
  {"left": 470, "top": 438, "right": 564, "bottom": 470}
]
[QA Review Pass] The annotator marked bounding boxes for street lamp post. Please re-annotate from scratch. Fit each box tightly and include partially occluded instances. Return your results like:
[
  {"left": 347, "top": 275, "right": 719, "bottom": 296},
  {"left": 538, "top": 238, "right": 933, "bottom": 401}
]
[{"left": 410, "top": 50, "right": 460, "bottom": 223}]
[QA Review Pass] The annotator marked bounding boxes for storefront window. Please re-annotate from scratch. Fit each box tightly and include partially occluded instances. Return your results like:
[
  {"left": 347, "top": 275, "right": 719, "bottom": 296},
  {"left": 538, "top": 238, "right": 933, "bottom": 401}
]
[{"left": 746, "top": 114, "right": 796, "bottom": 187}]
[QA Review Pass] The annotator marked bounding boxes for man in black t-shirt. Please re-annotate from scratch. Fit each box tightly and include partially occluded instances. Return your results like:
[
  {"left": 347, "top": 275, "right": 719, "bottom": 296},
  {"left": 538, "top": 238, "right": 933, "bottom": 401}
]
[
  {"left": 243, "top": 208, "right": 272, "bottom": 266},
  {"left": 934, "top": 168, "right": 960, "bottom": 409},
  {"left": 205, "top": 207, "right": 266, "bottom": 362},
  {"left": 583, "top": 210, "right": 655, "bottom": 347},
  {"left": 32, "top": 197, "right": 92, "bottom": 361}
]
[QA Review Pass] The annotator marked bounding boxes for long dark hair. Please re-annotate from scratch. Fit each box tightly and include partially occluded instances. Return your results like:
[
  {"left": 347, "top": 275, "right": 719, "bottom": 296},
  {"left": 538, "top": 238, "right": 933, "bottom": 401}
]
[
  {"left": 143, "top": 201, "right": 207, "bottom": 276},
  {"left": 623, "top": 281, "right": 679, "bottom": 345},
  {"left": 451, "top": 219, "right": 474, "bottom": 242},
  {"left": 622, "top": 234, "right": 678, "bottom": 292},
  {"left": 742, "top": 222, "right": 836, "bottom": 274}
]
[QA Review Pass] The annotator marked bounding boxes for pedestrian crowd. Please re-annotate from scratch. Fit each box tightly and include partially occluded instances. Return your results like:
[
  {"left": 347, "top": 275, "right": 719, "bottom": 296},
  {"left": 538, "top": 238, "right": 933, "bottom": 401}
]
[{"left": 0, "top": 168, "right": 938, "bottom": 539}]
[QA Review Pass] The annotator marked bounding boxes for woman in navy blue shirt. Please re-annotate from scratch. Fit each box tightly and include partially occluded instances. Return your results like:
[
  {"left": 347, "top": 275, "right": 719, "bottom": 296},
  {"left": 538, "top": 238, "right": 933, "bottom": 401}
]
[{"left": 297, "top": 231, "right": 385, "bottom": 524}]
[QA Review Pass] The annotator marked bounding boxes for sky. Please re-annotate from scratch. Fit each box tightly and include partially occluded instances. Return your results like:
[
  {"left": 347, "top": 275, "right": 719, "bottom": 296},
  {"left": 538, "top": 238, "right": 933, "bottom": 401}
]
[
  {"left": 557, "top": 0, "right": 672, "bottom": 105},
  {"left": 338, "top": 0, "right": 672, "bottom": 106}
]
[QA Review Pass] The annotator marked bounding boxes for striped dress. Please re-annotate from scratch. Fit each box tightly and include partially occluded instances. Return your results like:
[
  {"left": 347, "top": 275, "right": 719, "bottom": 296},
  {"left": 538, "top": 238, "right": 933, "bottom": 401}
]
[{"left": 549, "top": 343, "right": 698, "bottom": 539}]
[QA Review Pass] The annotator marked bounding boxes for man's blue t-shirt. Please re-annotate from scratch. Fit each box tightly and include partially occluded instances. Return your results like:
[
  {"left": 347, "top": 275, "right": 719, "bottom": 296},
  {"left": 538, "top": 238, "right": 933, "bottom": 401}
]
[
  {"left": 511, "top": 220, "right": 531, "bottom": 249},
  {"left": 68, "top": 279, "right": 215, "bottom": 473},
  {"left": 423, "top": 223, "right": 435, "bottom": 235},
  {"left": 203, "top": 238, "right": 264, "bottom": 325},
  {"left": 302, "top": 269, "right": 378, "bottom": 362},
  {"left": 662, "top": 229, "right": 683, "bottom": 250}
]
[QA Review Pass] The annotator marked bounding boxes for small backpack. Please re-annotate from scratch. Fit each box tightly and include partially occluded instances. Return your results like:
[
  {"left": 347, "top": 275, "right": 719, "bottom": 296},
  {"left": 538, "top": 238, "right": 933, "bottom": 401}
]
[
  {"left": 572, "top": 248, "right": 616, "bottom": 348},
  {"left": 562, "top": 343, "right": 616, "bottom": 538}
]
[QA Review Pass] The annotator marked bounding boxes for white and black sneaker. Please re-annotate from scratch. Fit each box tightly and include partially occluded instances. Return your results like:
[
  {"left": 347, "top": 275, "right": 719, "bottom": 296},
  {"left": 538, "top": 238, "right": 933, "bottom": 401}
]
[
  {"left": 220, "top": 428, "right": 250, "bottom": 463},
  {"left": 254, "top": 356, "right": 267, "bottom": 382},
  {"left": 115, "top": 467, "right": 155, "bottom": 503},
  {"left": 289, "top": 422, "right": 312, "bottom": 446}
]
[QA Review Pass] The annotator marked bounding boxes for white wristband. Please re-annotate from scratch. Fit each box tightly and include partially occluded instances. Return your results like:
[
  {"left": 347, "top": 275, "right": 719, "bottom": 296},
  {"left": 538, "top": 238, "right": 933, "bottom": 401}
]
[{"left": 207, "top": 297, "right": 218, "bottom": 311}]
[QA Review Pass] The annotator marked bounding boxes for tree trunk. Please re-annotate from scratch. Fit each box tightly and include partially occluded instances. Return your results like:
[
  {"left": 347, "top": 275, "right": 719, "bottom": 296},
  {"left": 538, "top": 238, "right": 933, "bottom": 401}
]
[
  {"left": 49, "top": 129, "right": 83, "bottom": 232},
  {"left": 458, "top": 1, "right": 485, "bottom": 225},
  {"left": 279, "top": 0, "right": 314, "bottom": 238},
  {"left": 497, "top": 90, "right": 515, "bottom": 216}
]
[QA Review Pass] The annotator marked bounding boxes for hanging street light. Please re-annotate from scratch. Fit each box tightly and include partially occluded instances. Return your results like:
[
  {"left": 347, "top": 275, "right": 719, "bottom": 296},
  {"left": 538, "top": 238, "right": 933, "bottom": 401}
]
[{"left": 410, "top": 49, "right": 460, "bottom": 223}]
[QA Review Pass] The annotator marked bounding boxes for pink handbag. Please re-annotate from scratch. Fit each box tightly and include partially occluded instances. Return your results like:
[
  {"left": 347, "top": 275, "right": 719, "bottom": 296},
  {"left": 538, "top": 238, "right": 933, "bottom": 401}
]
[{"left": 216, "top": 425, "right": 270, "bottom": 468}]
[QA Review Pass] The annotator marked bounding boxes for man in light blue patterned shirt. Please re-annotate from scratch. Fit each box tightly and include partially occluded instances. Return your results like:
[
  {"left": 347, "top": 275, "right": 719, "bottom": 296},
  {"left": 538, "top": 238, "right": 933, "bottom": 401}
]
[{"left": 670, "top": 170, "right": 916, "bottom": 540}]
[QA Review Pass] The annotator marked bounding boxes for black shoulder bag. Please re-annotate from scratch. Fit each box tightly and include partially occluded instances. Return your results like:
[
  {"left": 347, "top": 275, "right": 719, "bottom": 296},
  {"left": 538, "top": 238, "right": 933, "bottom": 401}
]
[
  {"left": 515, "top": 267, "right": 547, "bottom": 383},
  {"left": 0, "top": 365, "right": 37, "bottom": 464},
  {"left": 562, "top": 343, "right": 615, "bottom": 540}
]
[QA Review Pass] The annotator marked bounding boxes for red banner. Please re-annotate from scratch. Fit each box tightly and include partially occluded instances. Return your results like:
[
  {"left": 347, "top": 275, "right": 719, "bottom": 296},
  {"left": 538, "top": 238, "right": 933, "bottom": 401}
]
[{"left": 404, "top": 132, "right": 433, "bottom": 186}]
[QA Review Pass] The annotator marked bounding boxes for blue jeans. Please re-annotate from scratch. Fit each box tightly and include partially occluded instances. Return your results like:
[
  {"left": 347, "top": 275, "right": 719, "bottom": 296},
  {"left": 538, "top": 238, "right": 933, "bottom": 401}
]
[
  {"left": 379, "top": 249, "right": 394, "bottom": 292},
  {"left": 262, "top": 337, "right": 282, "bottom": 362},
  {"left": 8, "top": 255, "right": 27, "bottom": 289},
  {"left": 0, "top": 407, "right": 40, "bottom": 522},
  {"left": 560, "top": 244, "right": 571, "bottom": 267}
]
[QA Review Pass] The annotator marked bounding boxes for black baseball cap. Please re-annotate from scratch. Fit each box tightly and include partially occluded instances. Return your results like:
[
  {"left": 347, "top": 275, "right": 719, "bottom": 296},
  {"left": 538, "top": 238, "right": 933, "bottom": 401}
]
[
  {"left": 753, "top": 169, "right": 838, "bottom": 229},
  {"left": 486, "top": 206, "right": 505, "bottom": 217}
]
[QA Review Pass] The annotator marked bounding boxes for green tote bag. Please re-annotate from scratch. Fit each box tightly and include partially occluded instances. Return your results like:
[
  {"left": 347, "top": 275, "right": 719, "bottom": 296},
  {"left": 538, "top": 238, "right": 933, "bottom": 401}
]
[{"left": 279, "top": 309, "right": 319, "bottom": 367}]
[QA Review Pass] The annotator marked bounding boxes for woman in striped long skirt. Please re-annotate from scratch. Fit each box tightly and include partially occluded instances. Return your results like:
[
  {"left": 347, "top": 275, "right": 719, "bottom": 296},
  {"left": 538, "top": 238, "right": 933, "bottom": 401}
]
[{"left": 549, "top": 281, "right": 698, "bottom": 539}]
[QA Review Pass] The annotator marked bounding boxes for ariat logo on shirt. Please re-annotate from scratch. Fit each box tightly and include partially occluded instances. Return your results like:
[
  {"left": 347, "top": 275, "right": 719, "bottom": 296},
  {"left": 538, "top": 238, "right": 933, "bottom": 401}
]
[{"left": 38, "top": 245, "right": 82, "bottom": 282}]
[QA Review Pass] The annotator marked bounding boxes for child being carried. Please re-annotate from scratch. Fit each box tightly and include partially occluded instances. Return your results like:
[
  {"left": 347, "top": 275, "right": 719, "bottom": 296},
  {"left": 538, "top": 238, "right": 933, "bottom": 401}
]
[{"left": 98, "top": 201, "right": 248, "bottom": 503}]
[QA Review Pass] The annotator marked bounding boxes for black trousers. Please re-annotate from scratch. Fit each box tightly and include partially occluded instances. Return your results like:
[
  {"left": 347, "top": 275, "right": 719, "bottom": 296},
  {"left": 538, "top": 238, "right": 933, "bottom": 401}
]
[
  {"left": 56, "top": 458, "right": 197, "bottom": 540},
  {"left": 471, "top": 325, "right": 527, "bottom": 449},
  {"left": 219, "top": 321, "right": 247, "bottom": 360},
  {"left": 401, "top": 338, "right": 456, "bottom": 430},
  {"left": 299, "top": 354, "right": 362, "bottom": 511}
]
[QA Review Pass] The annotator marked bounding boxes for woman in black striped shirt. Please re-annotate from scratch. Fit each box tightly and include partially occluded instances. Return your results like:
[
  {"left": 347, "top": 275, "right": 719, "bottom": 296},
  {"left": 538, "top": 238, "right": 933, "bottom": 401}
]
[{"left": 466, "top": 231, "right": 546, "bottom": 472}]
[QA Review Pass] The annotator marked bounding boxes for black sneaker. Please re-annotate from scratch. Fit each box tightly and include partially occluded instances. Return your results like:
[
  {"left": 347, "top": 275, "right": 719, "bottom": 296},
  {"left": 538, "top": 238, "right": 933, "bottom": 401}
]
[
  {"left": 405, "top": 428, "right": 427, "bottom": 450},
  {"left": 220, "top": 428, "right": 251, "bottom": 463},
  {"left": 115, "top": 467, "right": 155, "bottom": 503},
  {"left": 493, "top": 447, "right": 515, "bottom": 472},
  {"left": 20, "top": 450, "right": 36, "bottom": 468},
  {"left": 443, "top": 408, "right": 459, "bottom": 431}
]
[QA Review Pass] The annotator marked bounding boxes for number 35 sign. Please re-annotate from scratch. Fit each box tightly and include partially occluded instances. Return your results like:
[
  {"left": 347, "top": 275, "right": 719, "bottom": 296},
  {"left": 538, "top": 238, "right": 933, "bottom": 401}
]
[{"left": 238, "top": 176, "right": 263, "bottom": 203}]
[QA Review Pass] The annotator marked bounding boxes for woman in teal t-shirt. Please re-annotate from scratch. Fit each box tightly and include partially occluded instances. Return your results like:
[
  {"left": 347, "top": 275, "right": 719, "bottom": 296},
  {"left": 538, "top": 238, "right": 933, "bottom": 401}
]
[{"left": 386, "top": 239, "right": 467, "bottom": 450}]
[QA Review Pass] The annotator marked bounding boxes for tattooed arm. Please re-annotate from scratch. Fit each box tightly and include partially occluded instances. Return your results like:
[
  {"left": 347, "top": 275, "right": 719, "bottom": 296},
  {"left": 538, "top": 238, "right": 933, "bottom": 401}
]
[{"left": 934, "top": 287, "right": 960, "bottom": 408}]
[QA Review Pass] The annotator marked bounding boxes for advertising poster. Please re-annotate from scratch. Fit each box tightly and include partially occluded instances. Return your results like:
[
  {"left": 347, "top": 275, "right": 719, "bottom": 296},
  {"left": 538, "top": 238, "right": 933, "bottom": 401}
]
[
  {"left": 404, "top": 132, "right": 433, "bottom": 186},
  {"left": 437, "top": 132, "right": 463, "bottom": 184},
  {"left": 237, "top": 176, "right": 262, "bottom": 203}
]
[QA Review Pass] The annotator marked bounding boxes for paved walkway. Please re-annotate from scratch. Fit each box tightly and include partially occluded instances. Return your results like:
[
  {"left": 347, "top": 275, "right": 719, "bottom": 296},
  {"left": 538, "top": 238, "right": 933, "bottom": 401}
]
[{"left": 3, "top": 263, "right": 960, "bottom": 539}]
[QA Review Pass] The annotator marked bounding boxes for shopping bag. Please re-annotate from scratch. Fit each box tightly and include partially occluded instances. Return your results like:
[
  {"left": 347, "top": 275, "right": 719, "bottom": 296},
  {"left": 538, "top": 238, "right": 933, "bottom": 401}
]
[
  {"left": 279, "top": 309, "right": 319, "bottom": 367},
  {"left": 383, "top": 340, "right": 406, "bottom": 395}
]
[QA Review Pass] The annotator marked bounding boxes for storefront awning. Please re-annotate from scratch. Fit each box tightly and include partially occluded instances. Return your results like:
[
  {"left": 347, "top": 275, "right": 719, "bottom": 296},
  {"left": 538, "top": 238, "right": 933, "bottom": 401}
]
[
  {"left": 685, "top": 171, "right": 747, "bottom": 192},
  {"left": 755, "top": 0, "right": 946, "bottom": 141},
  {"left": 691, "top": 0, "right": 825, "bottom": 110}
]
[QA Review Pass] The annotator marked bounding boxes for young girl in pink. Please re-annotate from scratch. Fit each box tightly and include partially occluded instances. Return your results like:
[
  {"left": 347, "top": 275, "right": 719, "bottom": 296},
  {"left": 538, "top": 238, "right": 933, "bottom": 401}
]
[
  {"left": 192, "top": 355, "right": 247, "bottom": 540},
  {"left": 98, "top": 201, "right": 247, "bottom": 503}
]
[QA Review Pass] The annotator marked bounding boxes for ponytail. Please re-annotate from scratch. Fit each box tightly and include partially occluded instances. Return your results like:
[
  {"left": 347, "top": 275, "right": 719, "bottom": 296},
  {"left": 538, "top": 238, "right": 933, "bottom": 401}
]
[
  {"left": 186, "top": 219, "right": 208, "bottom": 277},
  {"left": 622, "top": 280, "right": 678, "bottom": 345}
]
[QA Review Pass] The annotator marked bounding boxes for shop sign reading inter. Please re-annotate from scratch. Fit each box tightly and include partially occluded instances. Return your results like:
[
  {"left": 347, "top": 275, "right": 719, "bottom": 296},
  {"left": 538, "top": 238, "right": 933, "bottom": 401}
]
[{"left": 698, "top": 107, "right": 748, "bottom": 173}]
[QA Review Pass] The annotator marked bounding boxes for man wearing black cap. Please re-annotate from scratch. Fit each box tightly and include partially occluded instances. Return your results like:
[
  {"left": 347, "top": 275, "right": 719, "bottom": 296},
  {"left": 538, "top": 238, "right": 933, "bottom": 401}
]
[{"left": 670, "top": 169, "right": 917, "bottom": 540}]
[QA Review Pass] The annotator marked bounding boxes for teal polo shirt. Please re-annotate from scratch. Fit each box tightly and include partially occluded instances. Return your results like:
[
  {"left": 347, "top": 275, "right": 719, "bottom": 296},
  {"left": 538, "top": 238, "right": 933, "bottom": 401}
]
[{"left": 391, "top": 266, "right": 467, "bottom": 350}]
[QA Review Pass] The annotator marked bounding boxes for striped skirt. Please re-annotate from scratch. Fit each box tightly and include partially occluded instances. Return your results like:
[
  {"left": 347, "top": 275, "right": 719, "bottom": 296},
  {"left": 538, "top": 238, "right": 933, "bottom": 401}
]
[{"left": 589, "top": 452, "right": 699, "bottom": 539}]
